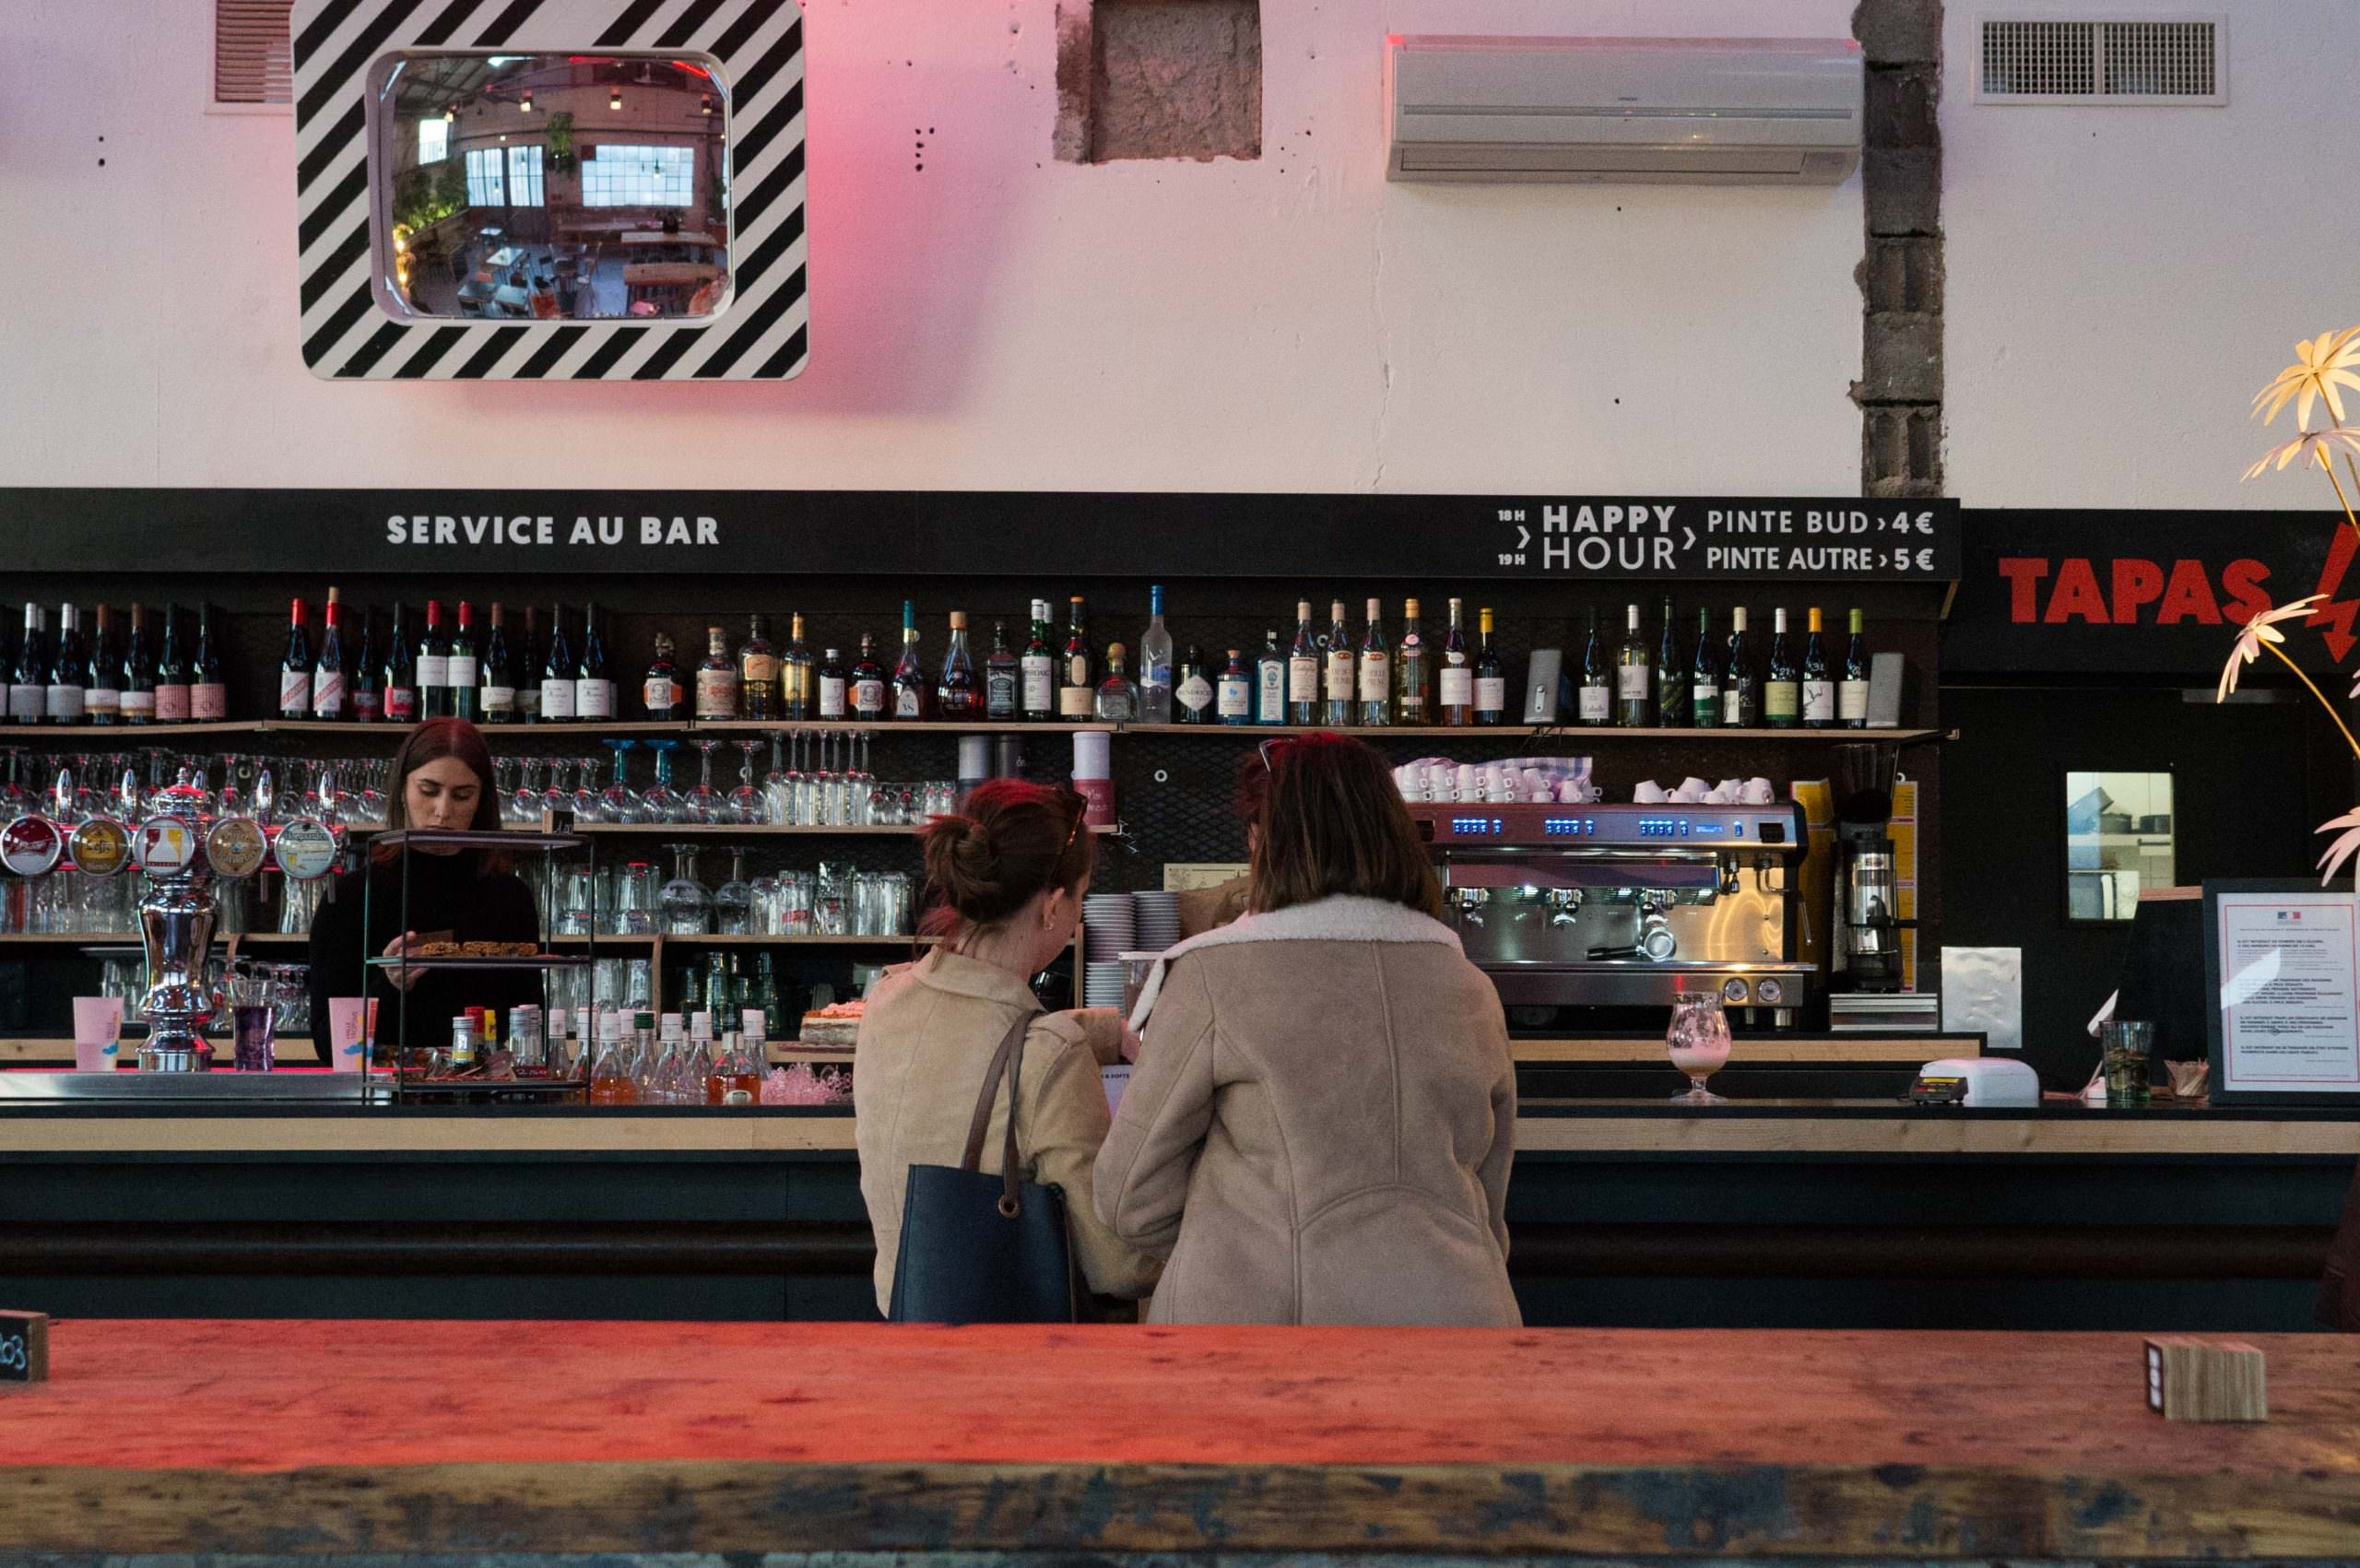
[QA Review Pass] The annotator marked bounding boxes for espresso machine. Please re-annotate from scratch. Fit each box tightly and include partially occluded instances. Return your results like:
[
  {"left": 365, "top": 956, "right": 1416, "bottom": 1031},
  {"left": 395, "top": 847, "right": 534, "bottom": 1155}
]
[
  {"left": 1830, "top": 745, "right": 1908, "bottom": 993},
  {"left": 1410, "top": 800, "right": 1815, "bottom": 1028}
]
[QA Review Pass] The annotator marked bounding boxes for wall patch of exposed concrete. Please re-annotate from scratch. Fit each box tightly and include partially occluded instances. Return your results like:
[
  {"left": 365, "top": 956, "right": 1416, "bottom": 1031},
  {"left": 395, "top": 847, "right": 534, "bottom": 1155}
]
[{"left": 1054, "top": 0, "right": 1262, "bottom": 164}]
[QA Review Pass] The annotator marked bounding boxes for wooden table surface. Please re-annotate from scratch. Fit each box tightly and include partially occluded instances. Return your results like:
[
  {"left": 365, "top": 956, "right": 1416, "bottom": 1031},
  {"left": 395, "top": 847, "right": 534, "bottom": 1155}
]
[{"left": 3, "top": 1321, "right": 2357, "bottom": 1560}]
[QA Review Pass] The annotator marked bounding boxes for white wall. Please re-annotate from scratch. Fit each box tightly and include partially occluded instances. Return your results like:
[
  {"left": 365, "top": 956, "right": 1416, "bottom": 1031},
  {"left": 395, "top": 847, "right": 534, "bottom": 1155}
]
[
  {"left": 0, "top": 0, "right": 1863, "bottom": 494},
  {"left": 1942, "top": 0, "right": 2360, "bottom": 510}
]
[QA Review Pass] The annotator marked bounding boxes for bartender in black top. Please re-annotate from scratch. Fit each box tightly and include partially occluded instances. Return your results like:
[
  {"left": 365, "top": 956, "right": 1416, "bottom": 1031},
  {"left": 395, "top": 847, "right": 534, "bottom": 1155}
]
[{"left": 308, "top": 718, "right": 541, "bottom": 1057}]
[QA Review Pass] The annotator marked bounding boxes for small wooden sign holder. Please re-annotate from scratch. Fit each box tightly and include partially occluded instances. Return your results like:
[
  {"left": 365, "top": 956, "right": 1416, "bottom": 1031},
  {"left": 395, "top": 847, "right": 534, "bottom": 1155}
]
[
  {"left": 0, "top": 1312, "right": 50, "bottom": 1385},
  {"left": 2144, "top": 1336, "right": 2267, "bottom": 1422}
]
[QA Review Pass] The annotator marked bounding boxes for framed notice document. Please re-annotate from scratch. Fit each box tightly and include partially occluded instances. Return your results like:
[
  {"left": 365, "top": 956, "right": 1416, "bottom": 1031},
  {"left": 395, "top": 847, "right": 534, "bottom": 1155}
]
[{"left": 2203, "top": 881, "right": 2360, "bottom": 1102}]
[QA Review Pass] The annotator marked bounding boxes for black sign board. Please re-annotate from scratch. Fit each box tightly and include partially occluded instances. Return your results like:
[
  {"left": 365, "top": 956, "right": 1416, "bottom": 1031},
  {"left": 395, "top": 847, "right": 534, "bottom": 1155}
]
[{"left": 7, "top": 489, "right": 1960, "bottom": 584}]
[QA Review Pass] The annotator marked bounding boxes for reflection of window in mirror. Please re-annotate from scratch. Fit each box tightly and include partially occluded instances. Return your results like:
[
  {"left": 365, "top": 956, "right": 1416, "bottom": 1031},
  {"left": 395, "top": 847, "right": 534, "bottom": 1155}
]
[
  {"left": 2064, "top": 771, "right": 2177, "bottom": 923},
  {"left": 371, "top": 52, "right": 734, "bottom": 324}
]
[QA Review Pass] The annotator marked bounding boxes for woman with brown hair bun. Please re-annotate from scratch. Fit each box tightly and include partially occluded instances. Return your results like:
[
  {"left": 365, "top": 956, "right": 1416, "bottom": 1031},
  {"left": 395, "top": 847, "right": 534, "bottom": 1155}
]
[
  {"left": 856, "top": 780, "right": 1160, "bottom": 1317},
  {"left": 1094, "top": 732, "right": 1519, "bottom": 1326}
]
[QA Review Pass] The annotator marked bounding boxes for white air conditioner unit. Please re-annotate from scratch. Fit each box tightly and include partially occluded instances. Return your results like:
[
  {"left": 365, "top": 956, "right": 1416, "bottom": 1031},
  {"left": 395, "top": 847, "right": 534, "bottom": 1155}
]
[{"left": 1386, "top": 36, "right": 1863, "bottom": 185}]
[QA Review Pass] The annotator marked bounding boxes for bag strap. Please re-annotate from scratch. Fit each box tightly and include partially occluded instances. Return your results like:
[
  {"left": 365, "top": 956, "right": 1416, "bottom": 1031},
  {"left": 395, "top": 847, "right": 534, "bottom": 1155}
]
[{"left": 960, "top": 1011, "right": 1034, "bottom": 1186}]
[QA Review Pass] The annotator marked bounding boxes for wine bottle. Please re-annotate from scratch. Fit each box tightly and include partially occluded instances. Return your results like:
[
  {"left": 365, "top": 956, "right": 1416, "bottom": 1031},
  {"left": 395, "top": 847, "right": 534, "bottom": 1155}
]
[
  {"left": 10, "top": 605, "right": 45, "bottom": 725},
  {"left": 643, "top": 632, "right": 683, "bottom": 719},
  {"left": 278, "top": 598, "right": 313, "bottom": 719},
  {"left": 1577, "top": 607, "right": 1612, "bottom": 726},
  {"left": 153, "top": 605, "right": 188, "bottom": 724},
  {"left": 351, "top": 606, "right": 383, "bottom": 724},
  {"left": 574, "top": 603, "right": 615, "bottom": 720},
  {"left": 47, "top": 606, "right": 85, "bottom": 725},
  {"left": 479, "top": 603, "right": 516, "bottom": 724},
  {"left": 984, "top": 619, "right": 1019, "bottom": 720},
  {"left": 1139, "top": 585, "right": 1174, "bottom": 725},
  {"left": 1175, "top": 645, "right": 1211, "bottom": 725},
  {"left": 313, "top": 589, "right": 347, "bottom": 720},
  {"left": 384, "top": 603, "right": 419, "bottom": 724},
  {"left": 1764, "top": 608, "right": 1799, "bottom": 729},
  {"left": 891, "top": 600, "right": 928, "bottom": 720},
  {"left": 446, "top": 600, "right": 478, "bottom": 722},
  {"left": 84, "top": 605, "right": 120, "bottom": 725},
  {"left": 1323, "top": 599, "right": 1354, "bottom": 726},
  {"left": 1287, "top": 600, "right": 1319, "bottom": 725},
  {"left": 1654, "top": 595, "right": 1688, "bottom": 730},
  {"left": 696, "top": 626, "right": 739, "bottom": 720},
  {"left": 1437, "top": 597, "right": 1472, "bottom": 725},
  {"left": 817, "top": 647, "right": 849, "bottom": 719},
  {"left": 1057, "top": 596, "right": 1093, "bottom": 722},
  {"left": 938, "top": 610, "right": 978, "bottom": 717},
  {"left": 850, "top": 632, "right": 887, "bottom": 719},
  {"left": 1474, "top": 607, "right": 1505, "bottom": 725},
  {"left": 538, "top": 604, "right": 575, "bottom": 722},
  {"left": 740, "top": 614, "right": 777, "bottom": 721},
  {"left": 1691, "top": 607, "right": 1719, "bottom": 729},
  {"left": 515, "top": 606, "right": 542, "bottom": 722},
  {"left": 416, "top": 600, "right": 451, "bottom": 720},
  {"left": 1358, "top": 597, "right": 1390, "bottom": 726},
  {"left": 1255, "top": 630, "right": 1286, "bottom": 725},
  {"left": 120, "top": 604, "right": 156, "bottom": 725},
  {"left": 1839, "top": 607, "right": 1871, "bottom": 728},
  {"left": 783, "top": 612, "right": 813, "bottom": 720},
  {"left": 1020, "top": 600, "right": 1054, "bottom": 723},
  {"left": 1801, "top": 607, "right": 1834, "bottom": 729},
  {"left": 1722, "top": 607, "right": 1755, "bottom": 728},
  {"left": 1615, "top": 603, "right": 1652, "bottom": 728},
  {"left": 189, "top": 605, "right": 227, "bottom": 723}
]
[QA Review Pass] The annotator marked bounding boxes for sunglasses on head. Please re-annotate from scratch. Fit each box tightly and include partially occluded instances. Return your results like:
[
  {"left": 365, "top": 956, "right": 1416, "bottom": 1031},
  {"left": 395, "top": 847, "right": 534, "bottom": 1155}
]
[{"left": 1257, "top": 737, "right": 1299, "bottom": 773}]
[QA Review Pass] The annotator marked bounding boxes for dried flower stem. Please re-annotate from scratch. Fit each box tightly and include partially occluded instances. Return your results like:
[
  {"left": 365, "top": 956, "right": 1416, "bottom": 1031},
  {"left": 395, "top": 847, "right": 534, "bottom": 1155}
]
[
  {"left": 2262, "top": 639, "right": 2360, "bottom": 760},
  {"left": 2326, "top": 454, "right": 2360, "bottom": 545}
]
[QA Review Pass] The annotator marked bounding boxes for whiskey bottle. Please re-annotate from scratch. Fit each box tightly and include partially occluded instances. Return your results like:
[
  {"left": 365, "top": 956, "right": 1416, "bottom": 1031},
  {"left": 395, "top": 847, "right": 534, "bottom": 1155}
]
[
  {"left": 850, "top": 633, "right": 887, "bottom": 719},
  {"left": 696, "top": 626, "right": 739, "bottom": 720},
  {"left": 1020, "top": 600, "right": 1054, "bottom": 722},
  {"left": 643, "top": 631, "right": 683, "bottom": 719},
  {"left": 984, "top": 619, "right": 1019, "bottom": 719},
  {"left": 740, "top": 614, "right": 778, "bottom": 721},
  {"left": 1057, "top": 596, "right": 1093, "bottom": 722},
  {"left": 782, "top": 612, "right": 813, "bottom": 720}
]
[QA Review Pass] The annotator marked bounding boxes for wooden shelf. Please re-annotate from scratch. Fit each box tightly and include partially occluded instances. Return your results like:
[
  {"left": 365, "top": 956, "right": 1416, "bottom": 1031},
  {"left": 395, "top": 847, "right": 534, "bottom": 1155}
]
[
  {"left": 266, "top": 720, "right": 682, "bottom": 737},
  {"left": 571, "top": 822, "right": 1117, "bottom": 836},
  {"left": 0, "top": 932, "right": 301, "bottom": 948},
  {"left": 691, "top": 720, "right": 1114, "bottom": 735},
  {"left": 1123, "top": 724, "right": 1941, "bottom": 744},
  {"left": 0, "top": 720, "right": 265, "bottom": 739},
  {"left": 547, "top": 934, "right": 933, "bottom": 947}
]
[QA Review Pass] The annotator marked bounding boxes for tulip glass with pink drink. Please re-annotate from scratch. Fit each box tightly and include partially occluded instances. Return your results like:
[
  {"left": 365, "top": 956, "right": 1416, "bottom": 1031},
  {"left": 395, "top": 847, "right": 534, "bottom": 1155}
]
[{"left": 1666, "top": 992, "right": 1732, "bottom": 1105}]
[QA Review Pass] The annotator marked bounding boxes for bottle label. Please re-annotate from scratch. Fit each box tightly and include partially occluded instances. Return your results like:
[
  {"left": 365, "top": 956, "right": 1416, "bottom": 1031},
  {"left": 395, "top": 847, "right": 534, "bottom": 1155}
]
[
  {"left": 1257, "top": 662, "right": 1285, "bottom": 718},
  {"left": 119, "top": 690, "right": 156, "bottom": 719},
  {"left": 1056, "top": 684, "right": 1093, "bottom": 719},
  {"left": 1217, "top": 677, "right": 1252, "bottom": 718},
  {"left": 1325, "top": 650, "right": 1353, "bottom": 701},
  {"left": 353, "top": 691, "right": 382, "bottom": 724},
  {"left": 576, "top": 678, "right": 615, "bottom": 718},
  {"left": 1693, "top": 678, "right": 1718, "bottom": 703},
  {"left": 538, "top": 678, "right": 577, "bottom": 720},
  {"left": 447, "top": 655, "right": 478, "bottom": 690},
  {"left": 695, "top": 670, "right": 737, "bottom": 718},
  {"left": 1578, "top": 685, "right": 1611, "bottom": 723},
  {"left": 1358, "top": 653, "right": 1389, "bottom": 703},
  {"left": 154, "top": 684, "right": 189, "bottom": 722},
  {"left": 386, "top": 686, "right": 419, "bottom": 723},
  {"left": 517, "top": 685, "right": 541, "bottom": 718},
  {"left": 854, "top": 678, "right": 886, "bottom": 715},
  {"left": 313, "top": 673, "right": 347, "bottom": 716},
  {"left": 1020, "top": 656, "right": 1052, "bottom": 713},
  {"left": 278, "top": 671, "right": 313, "bottom": 714},
  {"left": 1066, "top": 654, "right": 1090, "bottom": 689},
  {"left": 893, "top": 685, "right": 923, "bottom": 719},
  {"left": 47, "top": 683, "right": 84, "bottom": 720},
  {"left": 481, "top": 685, "right": 516, "bottom": 715},
  {"left": 986, "top": 669, "right": 1018, "bottom": 715},
  {"left": 1723, "top": 685, "right": 1752, "bottom": 726},
  {"left": 1616, "top": 666, "right": 1650, "bottom": 701},
  {"left": 7, "top": 685, "right": 41, "bottom": 721},
  {"left": 1802, "top": 679, "right": 1835, "bottom": 722},
  {"left": 1439, "top": 667, "right": 1473, "bottom": 708},
  {"left": 1288, "top": 655, "right": 1318, "bottom": 704},
  {"left": 1476, "top": 677, "right": 1507, "bottom": 714},
  {"left": 742, "top": 654, "right": 777, "bottom": 684},
  {"left": 644, "top": 678, "right": 680, "bottom": 713},
  {"left": 1839, "top": 679, "right": 1870, "bottom": 722},
  {"left": 1764, "top": 681, "right": 1800, "bottom": 721},
  {"left": 1177, "top": 674, "right": 1213, "bottom": 713},
  {"left": 85, "top": 689, "right": 120, "bottom": 718},
  {"left": 191, "top": 683, "right": 228, "bottom": 721},
  {"left": 820, "top": 676, "right": 848, "bottom": 717},
  {"left": 415, "top": 654, "right": 449, "bottom": 689}
]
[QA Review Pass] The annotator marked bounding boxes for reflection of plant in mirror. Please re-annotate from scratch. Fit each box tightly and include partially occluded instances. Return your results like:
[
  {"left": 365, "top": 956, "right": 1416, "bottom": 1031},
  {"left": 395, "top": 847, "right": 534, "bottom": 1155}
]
[
  {"left": 392, "top": 160, "right": 466, "bottom": 236},
  {"left": 547, "top": 111, "right": 576, "bottom": 171}
]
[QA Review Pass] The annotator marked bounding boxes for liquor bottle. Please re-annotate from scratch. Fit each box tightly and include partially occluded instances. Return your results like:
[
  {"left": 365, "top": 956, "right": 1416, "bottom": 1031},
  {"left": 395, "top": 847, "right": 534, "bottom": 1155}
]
[
  {"left": 643, "top": 632, "right": 683, "bottom": 719},
  {"left": 1323, "top": 599, "right": 1354, "bottom": 726},
  {"left": 9, "top": 605, "right": 43, "bottom": 725},
  {"left": 1839, "top": 607, "right": 1871, "bottom": 728},
  {"left": 537, "top": 604, "right": 574, "bottom": 723},
  {"left": 696, "top": 626, "right": 739, "bottom": 720},
  {"left": 1020, "top": 600, "right": 1054, "bottom": 722},
  {"left": 120, "top": 604, "right": 156, "bottom": 725},
  {"left": 984, "top": 619, "right": 1019, "bottom": 719},
  {"left": 1722, "top": 608, "right": 1754, "bottom": 728},
  {"left": 1395, "top": 598, "right": 1429, "bottom": 725},
  {"left": 515, "top": 606, "right": 542, "bottom": 722},
  {"left": 443, "top": 600, "right": 478, "bottom": 722},
  {"left": 575, "top": 604, "right": 616, "bottom": 721},
  {"left": 891, "top": 601, "right": 929, "bottom": 721},
  {"left": 415, "top": 600, "right": 451, "bottom": 719},
  {"left": 817, "top": 647, "right": 849, "bottom": 718},
  {"left": 1691, "top": 607, "right": 1719, "bottom": 729},
  {"left": 84, "top": 605, "right": 120, "bottom": 725},
  {"left": 278, "top": 598, "right": 313, "bottom": 720},
  {"left": 1577, "top": 607, "right": 1612, "bottom": 726},
  {"left": 478, "top": 603, "right": 516, "bottom": 724},
  {"left": 384, "top": 603, "right": 419, "bottom": 724},
  {"left": 1437, "top": 597, "right": 1472, "bottom": 725},
  {"left": 739, "top": 614, "right": 777, "bottom": 721},
  {"left": 189, "top": 605, "right": 227, "bottom": 723},
  {"left": 313, "top": 590, "right": 347, "bottom": 720},
  {"left": 1474, "top": 607, "right": 1506, "bottom": 725},
  {"left": 1093, "top": 643, "right": 1137, "bottom": 722},
  {"left": 1764, "top": 608, "right": 1799, "bottom": 729},
  {"left": 850, "top": 632, "right": 888, "bottom": 719},
  {"left": 1358, "top": 598, "right": 1390, "bottom": 726},
  {"left": 1654, "top": 595, "right": 1688, "bottom": 730},
  {"left": 938, "top": 610, "right": 979, "bottom": 717},
  {"left": 1175, "top": 645, "right": 1212, "bottom": 724},
  {"left": 783, "top": 612, "right": 813, "bottom": 720},
  {"left": 1287, "top": 600, "right": 1319, "bottom": 725},
  {"left": 1216, "top": 648, "right": 1253, "bottom": 726},
  {"left": 1139, "top": 585, "right": 1174, "bottom": 724},
  {"left": 1058, "top": 596, "right": 1093, "bottom": 722},
  {"left": 350, "top": 606, "right": 382, "bottom": 725},
  {"left": 1255, "top": 630, "right": 1286, "bottom": 725},
  {"left": 46, "top": 606, "right": 84, "bottom": 725},
  {"left": 1801, "top": 607, "right": 1835, "bottom": 729},
  {"left": 154, "top": 605, "right": 188, "bottom": 723},
  {"left": 1615, "top": 603, "right": 1652, "bottom": 728}
]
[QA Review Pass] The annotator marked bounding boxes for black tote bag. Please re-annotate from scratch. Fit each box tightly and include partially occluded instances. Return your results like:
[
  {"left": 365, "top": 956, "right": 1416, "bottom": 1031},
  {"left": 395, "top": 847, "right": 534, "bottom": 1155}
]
[{"left": 888, "top": 1015, "right": 1081, "bottom": 1324}]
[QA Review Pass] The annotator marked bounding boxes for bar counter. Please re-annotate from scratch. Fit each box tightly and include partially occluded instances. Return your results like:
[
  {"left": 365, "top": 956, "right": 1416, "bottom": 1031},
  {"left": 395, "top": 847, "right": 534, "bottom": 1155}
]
[{"left": 3, "top": 1319, "right": 2358, "bottom": 1564}]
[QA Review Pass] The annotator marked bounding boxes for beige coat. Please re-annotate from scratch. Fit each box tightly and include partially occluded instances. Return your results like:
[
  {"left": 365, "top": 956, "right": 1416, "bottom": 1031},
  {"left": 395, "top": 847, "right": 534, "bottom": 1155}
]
[
  {"left": 1093, "top": 895, "right": 1520, "bottom": 1326},
  {"left": 856, "top": 948, "right": 1162, "bottom": 1316}
]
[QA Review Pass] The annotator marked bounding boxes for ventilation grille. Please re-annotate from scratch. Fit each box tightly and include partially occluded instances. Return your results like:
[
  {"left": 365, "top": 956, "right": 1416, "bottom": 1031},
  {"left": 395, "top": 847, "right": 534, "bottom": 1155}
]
[
  {"left": 214, "top": 0, "right": 293, "bottom": 108},
  {"left": 1978, "top": 17, "right": 2224, "bottom": 104}
]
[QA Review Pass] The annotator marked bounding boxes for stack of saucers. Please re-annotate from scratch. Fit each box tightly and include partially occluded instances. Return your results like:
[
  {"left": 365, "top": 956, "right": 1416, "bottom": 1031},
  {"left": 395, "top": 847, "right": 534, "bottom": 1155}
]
[
  {"left": 1082, "top": 894, "right": 1136, "bottom": 961},
  {"left": 1082, "top": 962, "right": 1128, "bottom": 1008},
  {"left": 1131, "top": 890, "right": 1183, "bottom": 954}
]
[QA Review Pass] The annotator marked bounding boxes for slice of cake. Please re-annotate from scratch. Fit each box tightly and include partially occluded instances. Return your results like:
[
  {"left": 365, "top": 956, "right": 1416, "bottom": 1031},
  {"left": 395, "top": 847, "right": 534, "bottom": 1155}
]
[{"left": 799, "top": 998, "right": 866, "bottom": 1050}]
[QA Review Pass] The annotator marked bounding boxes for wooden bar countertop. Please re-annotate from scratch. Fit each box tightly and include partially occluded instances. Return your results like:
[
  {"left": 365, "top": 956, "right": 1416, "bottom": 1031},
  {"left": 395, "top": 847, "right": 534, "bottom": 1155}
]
[{"left": 2, "top": 1321, "right": 2357, "bottom": 1562}]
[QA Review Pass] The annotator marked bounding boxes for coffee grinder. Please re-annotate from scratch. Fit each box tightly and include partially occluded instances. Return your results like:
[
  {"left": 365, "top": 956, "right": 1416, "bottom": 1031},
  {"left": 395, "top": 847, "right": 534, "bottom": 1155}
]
[{"left": 1830, "top": 744, "right": 1909, "bottom": 993}]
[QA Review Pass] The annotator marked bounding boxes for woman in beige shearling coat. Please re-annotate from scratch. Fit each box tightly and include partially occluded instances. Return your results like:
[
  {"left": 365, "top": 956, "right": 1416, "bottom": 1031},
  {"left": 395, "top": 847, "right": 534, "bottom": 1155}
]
[{"left": 1094, "top": 734, "right": 1519, "bottom": 1326}]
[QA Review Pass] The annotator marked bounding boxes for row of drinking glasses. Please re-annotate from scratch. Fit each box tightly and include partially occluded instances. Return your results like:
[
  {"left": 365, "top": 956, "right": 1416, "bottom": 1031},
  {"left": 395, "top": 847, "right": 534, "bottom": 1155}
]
[
  {"left": 0, "top": 865, "right": 317, "bottom": 936},
  {"left": 540, "top": 849, "right": 912, "bottom": 937},
  {"left": 503, "top": 734, "right": 955, "bottom": 828},
  {"left": 0, "top": 750, "right": 392, "bottom": 831}
]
